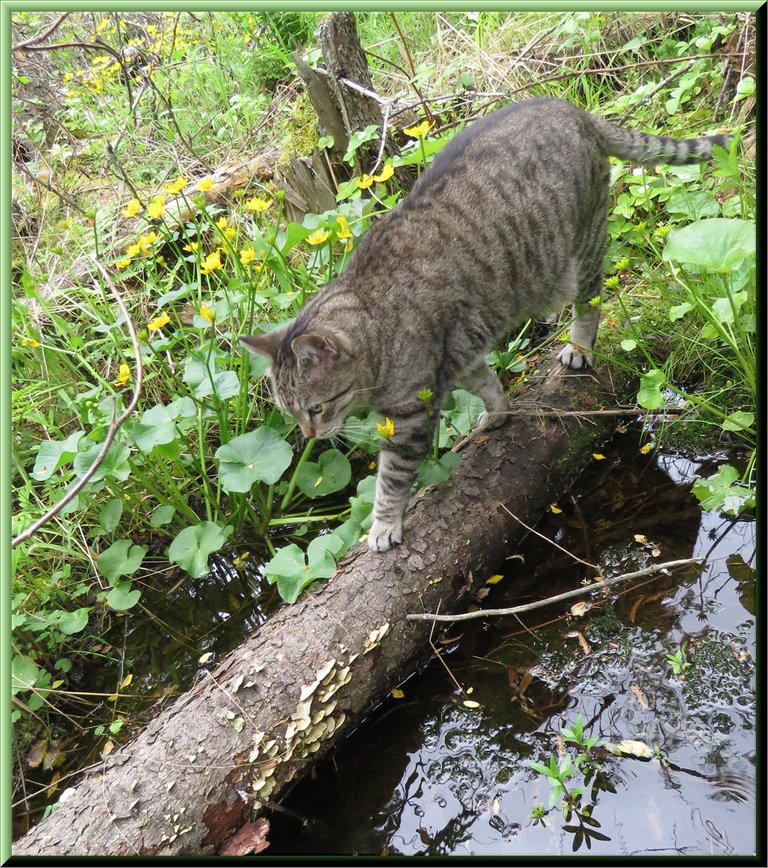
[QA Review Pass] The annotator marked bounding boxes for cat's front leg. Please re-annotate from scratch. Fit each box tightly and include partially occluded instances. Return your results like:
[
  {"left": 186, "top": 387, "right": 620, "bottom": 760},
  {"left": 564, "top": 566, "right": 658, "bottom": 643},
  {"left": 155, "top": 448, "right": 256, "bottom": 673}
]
[{"left": 368, "top": 418, "right": 427, "bottom": 553}]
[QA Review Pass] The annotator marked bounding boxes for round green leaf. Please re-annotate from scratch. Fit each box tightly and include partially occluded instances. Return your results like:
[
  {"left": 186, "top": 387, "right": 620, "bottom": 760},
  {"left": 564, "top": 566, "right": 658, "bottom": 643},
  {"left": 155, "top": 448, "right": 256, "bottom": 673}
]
[
  {"left": 99, "top": 498, "right": 123, "bottom": 533},
  {"left": 150, "top": 505, "right": 176, "bottom": 527},
  {"left": 106, "top": 581, "right": 142, "bottom": 611},
  {"left": 296, "top": 449, "right": 352, "bottom": 498},
  {"left": 97, "top": 539, "right": 147, "bottom": 584},
  {"left": 620, "top": 338, "right": 637, "bottom": 351},
  {"left": 637, "top": 369, "right": 666, "bottom": 410},
  {"left": 663, "top": 218, "right": 755, "bottom": 271},
  {"left": 169, "top": 521, "right": 231, "bottom": 578},
  {"left": 721, "top": 411, "right": 754, "bottom": 432},
  {"left": 56, "top": 607, "right": 90, "bottom": 635},
  {"left": 215, "top": 427, "right": 293, "bottom": 493},
  {"left": 12, "top": 654, "right": 41, "bottom": 694}
]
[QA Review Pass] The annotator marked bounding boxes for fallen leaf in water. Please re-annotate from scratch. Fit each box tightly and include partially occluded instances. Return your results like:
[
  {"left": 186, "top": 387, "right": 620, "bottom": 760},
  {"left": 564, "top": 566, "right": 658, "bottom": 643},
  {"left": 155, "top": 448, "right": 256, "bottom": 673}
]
[
  {"left": 27, "top": 740, "right": 47, "bottom": 769},
  {"left": 462, "top": 700, "right": 480, "bottom": 709},
  {"left": 592, "top": 453, "right": 606, "bottom": 460},
  {"left": 651, "top": 548, "right": 661, "bottom": 557},
  {"left": 629, "top": 683, "right": 648, "bottom": 708},
  {"left": 119, "top": 673, "right": 133, "bottom": 689},
  {"left": 605, "top": 739, "right": 654, "bottom": 759},
  {"left": 101, "top": 740, "right": 114, "bottom": 758},
  {"left": 634, "top": 534, "right": 648, "bottom": 545},
  {"left": 640, "top": 443, "right": 652, "bottom": 454},
  {"left": 518, "top": 671, "right": 534, "bottom": 696},
  {"left": 475, "top": 587, "right": 490, "bottom": 601},
  {"left": 570, "top": 602, "right": 591, "bottom": 618},
  {"left": 198, "top": 651, "right": 213, "bottom": 664},
  {"left": 486, "top": 574, "right": 504, "bottom": 585},
  {"left": 566, "top": 630, "right": 591, "bottom": 655},
  {"left": 390, "top": 688, "right": 404, "bottom": 699},
  {"left": 47, "top": 771, "right": 61, "bottom": 799}
]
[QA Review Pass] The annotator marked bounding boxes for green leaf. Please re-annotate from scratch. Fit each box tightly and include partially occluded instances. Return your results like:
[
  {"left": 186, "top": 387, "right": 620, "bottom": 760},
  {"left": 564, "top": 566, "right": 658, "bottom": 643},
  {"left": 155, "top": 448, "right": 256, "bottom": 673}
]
[
  {"left": 74, "top": 440, "right": 132, "bottom": 484},
  {"left": 620, "top": 338, "right": 637, "bottom": 351},
  {"left": 106, "top": 581, "right": 141, "bottom": 611},
  {"left": 721, "top": 411, "right": 754, "bottom": 432},
  {"left": 692, "top": 465, "right": 755, "bottom": 515},
  {"left": 56, "top": 607, "right": 90, "bottom": 635},
  {"left": 32, "top": 431, "right": 83, "bottom": 481},
  {"left": 264, "top": 535, "right": 343, "bottom": 604},
  {"left": 711, "top": 291, "right": 748, "bottom": 324},
  {"left": 99, "top": 498, "right": 123, "bottom": 532},
  {"left": 663, "top": 218, "right": 756, "bottom": 271},
  {"left": 637, "top": 369, "right": 665, "bottom": 410},
  {"left": 97, "top": 539, "right": 147, "bottom": 584},
  {"left": 669, "top": 302, "right": 694, "bottom": 321},
  {"left": 150, "top": 505, "right": 176, "bottom": 527},
  {"left": 169, "top": 521, "right": 232, "bottom": 578},
  {"left": 12, "top": 654, "right": 41, "bottom": 694},
  {"left": 183, "top": 357, "right": 240, "bottom": 400},
  {"left": 666, "top": 189, "right": 719, "bottom": 220},
  {"left": 131, "top": 403, "right": 180, "bottom": 453},
  {"left": 417, "top": 451, "right": 461, "bottom": 486},
  {"left": 296, "top": 449, "right": 352, "bottom": 498},
  {"left": 216, "top": 427, "right": 293, "bottom": 492}
]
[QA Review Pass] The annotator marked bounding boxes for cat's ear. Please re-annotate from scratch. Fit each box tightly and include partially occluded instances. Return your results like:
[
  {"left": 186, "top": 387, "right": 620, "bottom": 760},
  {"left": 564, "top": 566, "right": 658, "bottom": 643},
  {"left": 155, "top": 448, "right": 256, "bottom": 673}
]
[
  {"left": 239, "top": 330, "right": 283, "bottom": 363},
  {"left": 291, "top": 331, "right": 351, "bottom": 368}
]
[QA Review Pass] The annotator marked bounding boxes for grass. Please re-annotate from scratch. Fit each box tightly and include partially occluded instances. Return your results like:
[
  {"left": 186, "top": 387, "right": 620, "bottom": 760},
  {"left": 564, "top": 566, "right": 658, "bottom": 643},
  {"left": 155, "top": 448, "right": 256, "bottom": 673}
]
[{"left": 10, "top": 8, "right": 755, "bottom": 825}]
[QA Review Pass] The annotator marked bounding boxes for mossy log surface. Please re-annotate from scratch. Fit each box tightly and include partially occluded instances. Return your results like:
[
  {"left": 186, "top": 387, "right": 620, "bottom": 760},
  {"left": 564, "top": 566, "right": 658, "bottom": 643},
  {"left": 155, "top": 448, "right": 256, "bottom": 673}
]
[{"left": 13, "top": 355, "right": 631, "bottom": 857}]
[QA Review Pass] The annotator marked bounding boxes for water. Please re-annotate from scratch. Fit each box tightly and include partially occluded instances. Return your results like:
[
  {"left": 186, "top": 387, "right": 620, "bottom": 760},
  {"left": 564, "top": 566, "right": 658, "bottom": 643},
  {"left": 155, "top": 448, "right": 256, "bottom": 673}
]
[
  {"left": 266, "top": 434, "right": 756, "bottom": 856},
  {"left": 13, "top": 431, "right": 756, "bottom": 855}
]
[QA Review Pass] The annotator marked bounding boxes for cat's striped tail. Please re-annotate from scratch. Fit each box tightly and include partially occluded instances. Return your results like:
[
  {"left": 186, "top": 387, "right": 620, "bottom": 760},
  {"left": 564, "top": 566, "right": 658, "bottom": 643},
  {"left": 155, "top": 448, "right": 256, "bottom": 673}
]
[{"left": 593, "top": 116, "right": 727, "bottom": 165}]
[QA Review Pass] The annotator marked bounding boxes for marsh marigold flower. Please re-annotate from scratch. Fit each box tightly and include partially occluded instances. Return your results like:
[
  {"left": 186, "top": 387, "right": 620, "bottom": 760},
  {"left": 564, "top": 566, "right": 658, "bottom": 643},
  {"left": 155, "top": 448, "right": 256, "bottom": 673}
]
[
  {"left": 403, "top": 119, "right": 434, "bottom": 138},
  {"left": 216, "top": 216, "right": 227, "bottom": 230},
  {"left": 335, "top": 215, "right": 352, "bottom": 239},
  {"left": 183, "top": 241, "right": 199, "bottom": 253},
  {"left": 373, "top": 162, "right": 394, "bottom": 182},
  {"left": 376, "top": 417, "right": 395, "bottom": 439},
  {"left": 148, "top": 311, "right": 170, "bottom": 332},
  {"left": 199, "top": 304, "right": 215, "bottom": 323},
  {"left": 116, "top": 257, "right": 132, "bottom": 269},
  {"left": 245, "top": 196, "right": 271, "bottom": 212},
  {"left": 165, "top": 176, "right": 187, "bottom": 194},
  {"left": 356, "top": 173, "right": 374, "bottom": 190},
  {"left": 147, "top": 196, "right": 166, "bottom": 220},
  {"left": 239, "top": 248, "right": 256, "bottom": 265},
  {"left": 126, "top": 242, "right": 141, "bottom": 258},
  {"left": 201, "top": 248, "right": 223, "bottom": 275},
  {"left": 20, "top": 336, "right": 41, "bottom": 348},
  {"left": 198, "top": 176, "right": 214, "bottom": 192},
  {"left": 306, "top": 228, "right": 330, "bottom": 246},
  {"left": 115, "top": 363, "right": 130, "bottom": 386},
  {"left": 121, "top": 198, "right": 142, "bottom": 218}
]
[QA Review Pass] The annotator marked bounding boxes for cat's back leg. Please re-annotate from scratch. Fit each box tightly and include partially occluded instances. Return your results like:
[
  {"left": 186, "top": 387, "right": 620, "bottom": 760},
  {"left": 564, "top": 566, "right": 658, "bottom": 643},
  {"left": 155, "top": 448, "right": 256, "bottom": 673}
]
[{"left": 458, "top": 360, "right": 508, "bottom": 430}]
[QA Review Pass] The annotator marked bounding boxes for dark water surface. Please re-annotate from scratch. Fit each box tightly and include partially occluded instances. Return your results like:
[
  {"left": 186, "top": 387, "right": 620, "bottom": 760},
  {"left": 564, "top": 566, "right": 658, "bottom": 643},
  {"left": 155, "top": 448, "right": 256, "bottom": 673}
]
[
  {"left": 14, "top": 432, "right": 757, "bottom": 856},
  {"left": 266, "top": 435, "right": 757, "bottom": 857}
]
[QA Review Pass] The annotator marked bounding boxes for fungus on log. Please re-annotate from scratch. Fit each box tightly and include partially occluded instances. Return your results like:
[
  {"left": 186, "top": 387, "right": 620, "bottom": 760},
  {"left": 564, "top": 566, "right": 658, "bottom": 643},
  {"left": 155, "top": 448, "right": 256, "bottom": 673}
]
[{"left": 13, "top": 356, "right": 630, "bottom": 856}]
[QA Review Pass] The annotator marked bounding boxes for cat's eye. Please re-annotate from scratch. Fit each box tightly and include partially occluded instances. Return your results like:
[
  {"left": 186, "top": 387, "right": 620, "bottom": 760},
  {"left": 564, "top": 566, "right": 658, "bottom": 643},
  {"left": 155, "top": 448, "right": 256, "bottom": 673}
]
[{"left": 308, "top": 404, "right": 322, "bottom": 417}]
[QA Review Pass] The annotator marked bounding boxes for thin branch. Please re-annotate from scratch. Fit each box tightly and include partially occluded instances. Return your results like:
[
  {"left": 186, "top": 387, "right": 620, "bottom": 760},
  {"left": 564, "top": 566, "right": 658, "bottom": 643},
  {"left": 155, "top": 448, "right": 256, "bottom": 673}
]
[
  {"left": 389, "top": 12, "right": 433, "bottom": 123},
  {"left": 499, "top": 502, "right": 599, "bottom": 570},
  {"left": 406, "top": 558, "right": 705, "bottom": 623},
  {"left": 12, "top": 12, "right": 70, "bottom": 50},
  {"left": 12, "top": 261, "right": 143, "bottom": 548}
]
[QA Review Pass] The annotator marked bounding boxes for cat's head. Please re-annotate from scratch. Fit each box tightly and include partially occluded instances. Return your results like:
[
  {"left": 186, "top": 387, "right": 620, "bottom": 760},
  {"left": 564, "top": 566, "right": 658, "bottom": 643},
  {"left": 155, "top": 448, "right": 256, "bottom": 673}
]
[{"left": 240, "top": 327, "right": 363, "bottom": 439}]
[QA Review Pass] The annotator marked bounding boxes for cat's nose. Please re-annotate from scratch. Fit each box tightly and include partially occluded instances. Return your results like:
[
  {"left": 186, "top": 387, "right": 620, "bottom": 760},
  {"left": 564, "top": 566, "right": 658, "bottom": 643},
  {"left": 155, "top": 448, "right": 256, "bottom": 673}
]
[{"left": 300, "top": 422, "right": 316, "bottom": 438}]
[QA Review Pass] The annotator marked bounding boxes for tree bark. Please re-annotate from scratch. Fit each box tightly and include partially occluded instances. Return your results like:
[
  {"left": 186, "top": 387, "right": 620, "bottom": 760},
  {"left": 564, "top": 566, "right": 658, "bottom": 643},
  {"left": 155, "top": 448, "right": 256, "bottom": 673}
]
[{"left": 13, "top": 356, "right": 631, "bottom": 856}]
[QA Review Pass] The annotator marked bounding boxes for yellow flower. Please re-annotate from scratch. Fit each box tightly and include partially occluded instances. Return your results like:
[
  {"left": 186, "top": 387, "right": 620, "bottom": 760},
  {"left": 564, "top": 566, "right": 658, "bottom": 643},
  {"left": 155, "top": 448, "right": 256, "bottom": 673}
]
[
  {"left": 335, "top": 214, "right": 352, "bottom": 239},
  {"left": 116, "top": 257, "right": 132, "bottom": 269},
  {"left": 245, "top": 196, "right": 271, "bottom": 212},
  {"left": 155, "top": 256, "right": 167, "bottom": 267},
  {"left": 239, "top": 247, "right": 256, "bottom": 265},
  {"left": 640, "top": 442, "right": 653, "bottom": 455},
  {"left": 306, "top": 228, "right": 330, "bottom": 246},
  {"left": 197, "top": 176, "right": 214, "bottom": 192},
  {"left": 138, "top": 230, "right": 158, "bottom": 248},
  {"left": 126, "top": 242, "right": 141, "bottom": 257},
  {"left": 403, "top": 119, "right": 434, "bottom": 138},
  {"left": 20, "top": 337, "right": 41, "bottom": 348},
  {"left": 147, "top": 311, "right": 170, "bottom": 332},
  {"left": 165, "top": 176, "right": 187, "bottom": 194},
  {"left": 356, "top": 173, "right": 374, "bottom": 190},
  {"left": 199, "top": 303, "right": 215, "bottom": 323},
  {"left": 376, "top": 417, "right": 395, "bottom": 439},
  {"left": 183, "top": 241, "right": 199, "bottom": 252},
  {"left": 115, "top": 363, "right": 130, "bottom": 386},
  {"left": 592, "top": 453, "right": 606, "bottom": 461},
  {"left": 216, "top": 216, "right": 227, "bottom": 230},
  {"left": 147, "top": 196, "right": 166, "bottom": 220},
  {"left": 373, "top": 161, "right": 394, "bottom": 183},
  {"left": 121, "top": 198, "right": 142, "bottom": 218},
  {"left": 200, "top": 248, "right": 223, "bottom": 275},
  {"left": 224, "top": 227, "right": 236, "bottom": 241},
  {"left": 58, "top": 217, "right": 73, "bottom": 229}
]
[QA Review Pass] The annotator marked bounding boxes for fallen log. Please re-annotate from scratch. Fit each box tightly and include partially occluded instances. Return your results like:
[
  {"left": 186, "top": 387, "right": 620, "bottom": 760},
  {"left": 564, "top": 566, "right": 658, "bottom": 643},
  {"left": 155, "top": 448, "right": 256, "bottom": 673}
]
[{"left": 13, "top": 355, "right": 631, "bottom": 856}]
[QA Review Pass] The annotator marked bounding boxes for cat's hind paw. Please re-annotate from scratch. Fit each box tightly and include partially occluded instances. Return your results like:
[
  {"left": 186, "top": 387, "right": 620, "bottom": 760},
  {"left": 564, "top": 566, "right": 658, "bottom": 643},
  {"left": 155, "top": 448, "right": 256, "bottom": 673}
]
[
  {"left": 477, "top": 410, "right": 507, "bottom": 431},
  {"left": 368, "top": 518, "right": 403, "bottom": 552},
  {"left": 557, "top": 343, "right": 594, "bottom": 370}
]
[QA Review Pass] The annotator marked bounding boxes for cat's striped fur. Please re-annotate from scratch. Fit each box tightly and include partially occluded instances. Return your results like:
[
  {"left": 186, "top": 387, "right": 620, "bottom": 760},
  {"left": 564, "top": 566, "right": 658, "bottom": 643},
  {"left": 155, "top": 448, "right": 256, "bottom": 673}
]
[{"left": 243, "top": 98, "right": 725, "bottom": 552}]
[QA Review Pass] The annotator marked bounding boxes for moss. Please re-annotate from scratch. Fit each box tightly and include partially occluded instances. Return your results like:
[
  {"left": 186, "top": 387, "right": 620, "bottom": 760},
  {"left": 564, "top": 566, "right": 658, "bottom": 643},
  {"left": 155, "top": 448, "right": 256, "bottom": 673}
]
[{"left": 278, "top": 92, "right": 320, "bottom": 169}]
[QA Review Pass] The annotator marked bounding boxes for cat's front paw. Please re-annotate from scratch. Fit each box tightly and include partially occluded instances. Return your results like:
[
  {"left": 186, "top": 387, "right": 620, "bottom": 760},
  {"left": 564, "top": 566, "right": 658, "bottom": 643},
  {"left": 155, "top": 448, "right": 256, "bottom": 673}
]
[
  {"left": 557, "top": 343, "right": 594, "bottom": 370},
  {"left": 477, "top": 410, "right": 506, "bottom": 431},
  {"left": 368, "top": 518, "right": 403, "bottom": 552}
]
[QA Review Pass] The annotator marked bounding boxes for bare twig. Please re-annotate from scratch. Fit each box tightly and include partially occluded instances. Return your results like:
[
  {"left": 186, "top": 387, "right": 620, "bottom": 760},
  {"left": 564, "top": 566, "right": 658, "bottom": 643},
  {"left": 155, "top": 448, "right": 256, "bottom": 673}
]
[
  {"left": 12, "top": 261, "right": 143, "bottom": 548},
  {"left": 12, "top": 12, "right": 70, "bottom": 50},
  {"left": 500, "top": 503, "right": 599, "bottom": 570},
  {"left": 633, "top": 59, "right": 696, "bottom": 112},
  {"left": 389, "top": 12, "right": 434, "bottom": 123},
  {"left": 406, "top": 558, "right": 705, "bottom": 623}
]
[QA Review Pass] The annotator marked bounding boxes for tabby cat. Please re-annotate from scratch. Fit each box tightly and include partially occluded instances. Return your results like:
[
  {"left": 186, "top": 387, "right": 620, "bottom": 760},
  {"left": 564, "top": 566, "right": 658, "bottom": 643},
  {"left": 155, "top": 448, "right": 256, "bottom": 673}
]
[{"left": 243, "top": 98, "right": 725, "bottom": 552}]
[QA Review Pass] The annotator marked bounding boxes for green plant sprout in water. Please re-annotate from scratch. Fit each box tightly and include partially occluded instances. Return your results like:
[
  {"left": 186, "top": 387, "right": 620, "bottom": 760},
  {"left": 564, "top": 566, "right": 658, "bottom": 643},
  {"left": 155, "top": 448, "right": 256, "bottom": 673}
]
[
  {"left": 528, "top": 713, "right": 614, "bottom": 851},
  {"left": 665, "top": 642, "right": 691, "bottom": 678}
]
